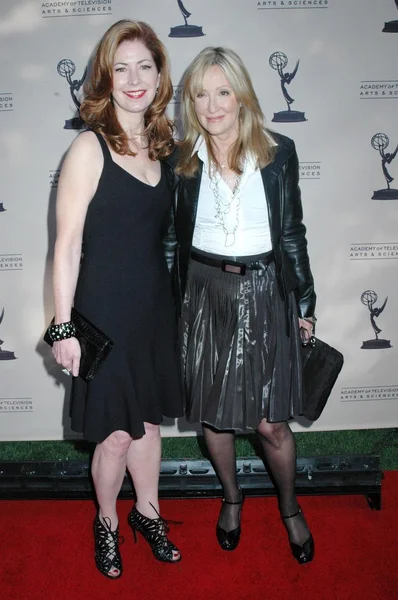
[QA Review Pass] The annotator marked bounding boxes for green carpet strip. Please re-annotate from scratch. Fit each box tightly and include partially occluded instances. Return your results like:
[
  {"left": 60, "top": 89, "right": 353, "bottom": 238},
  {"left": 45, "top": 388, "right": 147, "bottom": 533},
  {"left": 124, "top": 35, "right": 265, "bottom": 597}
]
[{"left": 0, "top": 429, "right": 397, "bottom": 469}]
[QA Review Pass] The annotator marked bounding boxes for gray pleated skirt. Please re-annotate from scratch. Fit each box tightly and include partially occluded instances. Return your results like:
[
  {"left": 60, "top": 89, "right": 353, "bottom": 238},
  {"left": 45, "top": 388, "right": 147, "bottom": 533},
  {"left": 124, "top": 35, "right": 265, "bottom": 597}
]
[{"left": 180, "top": 250, "right": 304, "bottom": 431}]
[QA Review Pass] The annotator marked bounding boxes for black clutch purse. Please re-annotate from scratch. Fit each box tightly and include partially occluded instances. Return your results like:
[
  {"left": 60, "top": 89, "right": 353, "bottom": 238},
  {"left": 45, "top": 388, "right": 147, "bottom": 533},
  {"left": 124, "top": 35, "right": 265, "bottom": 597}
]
[
  {"left": 44, "top": 308, "right": 114, "bottom": 382},
  {"left": 300, "top": 336, "right": 344, "bottom": 421}
]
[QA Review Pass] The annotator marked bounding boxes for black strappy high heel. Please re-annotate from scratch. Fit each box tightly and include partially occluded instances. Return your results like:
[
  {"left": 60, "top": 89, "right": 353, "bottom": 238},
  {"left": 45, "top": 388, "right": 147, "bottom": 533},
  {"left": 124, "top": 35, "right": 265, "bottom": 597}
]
[
  {"left": 127, "top": 504, "right": 181, "bottom": 563},
  {"left": 93, "top": 515, "right": 124, "bottom": 579},
  {"left": 281, "top": 506, "right": 314, "bottom": 564},
  {"left": 216, "top": 490, "right": 244, "bottom": 551}
]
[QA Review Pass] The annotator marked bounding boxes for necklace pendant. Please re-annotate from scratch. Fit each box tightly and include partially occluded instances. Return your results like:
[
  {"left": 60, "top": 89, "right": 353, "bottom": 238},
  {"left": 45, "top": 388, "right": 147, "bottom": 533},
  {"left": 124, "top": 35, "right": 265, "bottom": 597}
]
[{"left": 225, "top": 232, "right": 235, "bottom": 247}]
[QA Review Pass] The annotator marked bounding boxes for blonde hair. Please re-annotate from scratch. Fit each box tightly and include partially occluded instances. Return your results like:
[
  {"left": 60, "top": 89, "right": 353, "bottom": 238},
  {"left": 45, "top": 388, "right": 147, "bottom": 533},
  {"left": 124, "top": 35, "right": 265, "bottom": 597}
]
[
  {"left": 80, "top": 20, "right": 174, "bottom": 159},
  {"left": 176, "top": 46, "right": 275, "bottom": 177}
]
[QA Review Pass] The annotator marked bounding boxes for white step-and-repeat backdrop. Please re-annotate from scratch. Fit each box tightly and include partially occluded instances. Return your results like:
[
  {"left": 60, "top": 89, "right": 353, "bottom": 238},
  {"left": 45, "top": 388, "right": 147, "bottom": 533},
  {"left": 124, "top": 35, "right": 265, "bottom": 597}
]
[{"left": 0, "top": 0, "right": 397, "bottom": 440}]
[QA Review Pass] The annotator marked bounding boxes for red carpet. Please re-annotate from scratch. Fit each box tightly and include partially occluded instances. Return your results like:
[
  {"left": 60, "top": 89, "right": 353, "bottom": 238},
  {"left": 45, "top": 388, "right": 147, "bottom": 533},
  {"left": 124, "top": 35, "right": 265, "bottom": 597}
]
[{"left": 1, "top": 472, "right": 398, "bottom": 600}]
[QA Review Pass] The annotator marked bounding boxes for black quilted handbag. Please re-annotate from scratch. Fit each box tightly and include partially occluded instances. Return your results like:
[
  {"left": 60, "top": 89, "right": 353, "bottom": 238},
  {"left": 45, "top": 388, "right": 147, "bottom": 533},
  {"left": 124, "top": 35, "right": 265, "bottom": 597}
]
[
  {"left": 301, "top": 336, "right": 344, "bottom": 421},
  {"left": 44, "top": 308, "right": 114, "bottom": 382}
]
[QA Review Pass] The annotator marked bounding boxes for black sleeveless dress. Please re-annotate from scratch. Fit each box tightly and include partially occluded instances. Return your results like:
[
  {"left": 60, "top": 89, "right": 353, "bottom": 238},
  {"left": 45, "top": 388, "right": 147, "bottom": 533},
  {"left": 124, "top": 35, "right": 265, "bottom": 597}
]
[{"left": 69, "top": 132, "right": 183, "bottom": 442}]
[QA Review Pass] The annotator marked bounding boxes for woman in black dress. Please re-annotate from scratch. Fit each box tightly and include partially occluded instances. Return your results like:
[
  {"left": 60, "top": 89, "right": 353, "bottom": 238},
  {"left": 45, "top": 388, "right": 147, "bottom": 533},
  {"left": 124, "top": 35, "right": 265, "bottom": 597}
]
[
  {"left": 51, "top": 20, "right": 183, "bottom": 578},
  {"left": 173, "top": 47, "right": 316, "bottom": 563}
]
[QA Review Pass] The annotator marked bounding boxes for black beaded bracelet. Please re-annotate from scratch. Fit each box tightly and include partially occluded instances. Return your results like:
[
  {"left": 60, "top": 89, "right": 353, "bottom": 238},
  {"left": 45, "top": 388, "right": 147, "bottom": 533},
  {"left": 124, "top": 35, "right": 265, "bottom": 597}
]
[{"left": 48, "top": 320, "right": 76, "bottom": 342}]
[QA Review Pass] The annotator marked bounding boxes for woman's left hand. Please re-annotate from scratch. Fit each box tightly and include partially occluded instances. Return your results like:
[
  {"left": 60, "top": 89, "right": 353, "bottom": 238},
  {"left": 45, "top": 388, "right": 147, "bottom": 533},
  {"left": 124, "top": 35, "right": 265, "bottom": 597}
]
[{"left": 298, "top": 318, "right": 314, "bottom": 342}]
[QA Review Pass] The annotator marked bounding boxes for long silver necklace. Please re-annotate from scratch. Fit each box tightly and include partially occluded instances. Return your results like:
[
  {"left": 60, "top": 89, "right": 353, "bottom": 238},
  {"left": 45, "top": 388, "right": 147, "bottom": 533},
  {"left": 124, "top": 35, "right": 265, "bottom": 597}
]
[{"left": 209, "top": 164, "right": 242, "bottom": 247}]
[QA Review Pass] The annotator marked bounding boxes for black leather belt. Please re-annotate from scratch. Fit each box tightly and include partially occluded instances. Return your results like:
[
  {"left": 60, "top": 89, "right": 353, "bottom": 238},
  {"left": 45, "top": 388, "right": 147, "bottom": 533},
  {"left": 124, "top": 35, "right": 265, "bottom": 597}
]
[{"left": 191, "top": 250, "right": 274, "bottom": 276}]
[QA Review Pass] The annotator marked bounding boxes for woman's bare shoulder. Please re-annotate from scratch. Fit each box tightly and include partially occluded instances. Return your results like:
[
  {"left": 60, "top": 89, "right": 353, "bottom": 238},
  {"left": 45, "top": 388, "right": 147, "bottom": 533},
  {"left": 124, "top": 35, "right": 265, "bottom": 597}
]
[{"left": 68, "top": 130, "right": 101, "bottom": 157}]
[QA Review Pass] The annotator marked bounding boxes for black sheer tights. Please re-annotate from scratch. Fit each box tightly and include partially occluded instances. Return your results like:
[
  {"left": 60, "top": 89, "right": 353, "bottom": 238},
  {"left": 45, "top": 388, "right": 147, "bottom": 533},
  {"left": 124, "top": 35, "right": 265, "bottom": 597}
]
[
  {"left": 202, "top": 421, "right": 311, "bottom": 546},
  {"left": 202, "top": 425, "right": 242, "bottom": 533},
  {"left": 255, "top": 420, "right": 311, "bottom": 546}
]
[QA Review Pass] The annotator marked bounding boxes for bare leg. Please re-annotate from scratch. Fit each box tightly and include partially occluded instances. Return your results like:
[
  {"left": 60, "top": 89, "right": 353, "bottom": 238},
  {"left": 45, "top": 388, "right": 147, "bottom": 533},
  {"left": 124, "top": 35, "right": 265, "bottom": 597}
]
[
  {"left": 256, "top": 419, "right": 310, "bottom": 546},
  {"left": 126, "top": 422, "right": 161, "bottom": 518},
  {"left": 202, "top": 425, "right": 242, "bottom": 532},
  {"left": 91, "top": 430, "right": 132, "bottom": 577},
  {"left": 126, "top": 422, "right": 180, "bottom": 561},
  {"left": 92, "top": 430, "right": 132, "bottom": 527}
]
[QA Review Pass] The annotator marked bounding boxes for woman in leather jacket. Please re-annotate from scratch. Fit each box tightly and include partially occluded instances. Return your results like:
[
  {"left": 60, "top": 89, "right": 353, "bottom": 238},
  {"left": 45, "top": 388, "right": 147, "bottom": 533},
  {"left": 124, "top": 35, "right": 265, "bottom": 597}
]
[{"left": 171, "top": 47, "right": 316, "bottom": 563}]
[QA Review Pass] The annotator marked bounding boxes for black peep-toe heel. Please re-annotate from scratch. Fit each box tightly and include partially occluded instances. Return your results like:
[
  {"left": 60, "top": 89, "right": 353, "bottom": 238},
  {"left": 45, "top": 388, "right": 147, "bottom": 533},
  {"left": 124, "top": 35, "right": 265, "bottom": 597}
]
[
  {"left": 281, "top": 506, "right": 314, "bottom": 564},
  {"left": 93, "top": 514, "right": 124, "bottom": 579},
  {"left": 216, "top": 490, "right": 244, "bottom": 551},
  {"left": 127, "top": 504, "right": 182, "bottom": 563}
]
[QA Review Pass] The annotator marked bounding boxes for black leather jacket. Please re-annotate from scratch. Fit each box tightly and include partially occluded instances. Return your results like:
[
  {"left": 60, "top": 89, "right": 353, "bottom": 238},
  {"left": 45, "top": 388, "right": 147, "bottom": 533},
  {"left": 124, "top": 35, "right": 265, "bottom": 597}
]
[{"left": 163, "top": 132, "right": 316, "bottom": 327}]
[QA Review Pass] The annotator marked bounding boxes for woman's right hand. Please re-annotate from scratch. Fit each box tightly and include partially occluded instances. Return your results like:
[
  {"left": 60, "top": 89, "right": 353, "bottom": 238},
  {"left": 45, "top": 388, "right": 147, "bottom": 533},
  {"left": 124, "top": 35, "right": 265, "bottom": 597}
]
[{"left": 52, "top": 337, "right": 81, "bottom": 377}]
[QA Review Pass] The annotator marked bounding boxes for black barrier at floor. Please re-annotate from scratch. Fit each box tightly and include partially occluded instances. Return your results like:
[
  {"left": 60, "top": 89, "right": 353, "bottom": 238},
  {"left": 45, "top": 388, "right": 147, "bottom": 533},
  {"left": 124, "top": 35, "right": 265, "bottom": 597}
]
[{"left": 0, "top": 454, "right": 382, "bottom": 510}]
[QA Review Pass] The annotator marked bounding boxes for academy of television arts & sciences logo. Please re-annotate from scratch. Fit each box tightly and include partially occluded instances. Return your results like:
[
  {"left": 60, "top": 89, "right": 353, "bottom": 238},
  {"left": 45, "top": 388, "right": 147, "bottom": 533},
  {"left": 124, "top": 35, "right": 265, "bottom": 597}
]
[
  {"left": 383, "top": 0, "right": 398, "bottom": 32},
  {"left": 169, "top": 0, "right": 205, "bottom": 38},
  {"left": 371, "top": 133, "right": 398, "bottom": 200},
  {"left": 0, "top": 307, "right": 17, "bottom": 361},
  {"left": 57, "top": 59, "right": 87, "bottom": 130},
  {"left": 269, "top": 52, "right": 306, "bottom": 122},
  {"left": 360, "top": 290, "right": 392, "bottom": 350}
]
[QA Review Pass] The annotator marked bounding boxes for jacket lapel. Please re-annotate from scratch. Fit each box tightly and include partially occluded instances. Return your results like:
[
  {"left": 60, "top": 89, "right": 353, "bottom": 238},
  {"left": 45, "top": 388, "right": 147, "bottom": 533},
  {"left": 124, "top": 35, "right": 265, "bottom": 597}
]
[
  {"left": 260, "top": 142, "right": 288, "bottom": 246},
  {"left": 163, "top": 160, "right": 179, "bottom": 191},
  {"left": 260, "top": 161, "right": 280, "bottom": 247},
  {"left": 178, "top": 161, "right": 203, "bottom": 240}
]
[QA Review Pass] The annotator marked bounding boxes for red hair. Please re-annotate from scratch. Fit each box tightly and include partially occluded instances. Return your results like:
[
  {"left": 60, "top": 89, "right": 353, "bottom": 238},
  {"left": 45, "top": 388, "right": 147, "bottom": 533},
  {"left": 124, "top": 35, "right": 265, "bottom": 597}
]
[{"left": 80, "top": 20, "right": 174, "bottom": 159}]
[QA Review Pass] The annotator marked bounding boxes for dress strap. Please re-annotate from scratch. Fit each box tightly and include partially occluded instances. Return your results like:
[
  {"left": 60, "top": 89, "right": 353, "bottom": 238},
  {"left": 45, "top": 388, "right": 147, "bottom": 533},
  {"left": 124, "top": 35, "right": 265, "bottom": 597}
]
[{"left": 92, "top": 131, "right": 112, "bottom": 162}]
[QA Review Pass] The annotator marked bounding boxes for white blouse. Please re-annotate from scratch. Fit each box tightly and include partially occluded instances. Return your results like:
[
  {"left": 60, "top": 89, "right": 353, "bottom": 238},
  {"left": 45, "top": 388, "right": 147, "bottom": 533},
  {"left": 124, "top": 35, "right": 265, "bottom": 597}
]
[{"left": 192, "top": 137, "right": 273, "bottom": 256}]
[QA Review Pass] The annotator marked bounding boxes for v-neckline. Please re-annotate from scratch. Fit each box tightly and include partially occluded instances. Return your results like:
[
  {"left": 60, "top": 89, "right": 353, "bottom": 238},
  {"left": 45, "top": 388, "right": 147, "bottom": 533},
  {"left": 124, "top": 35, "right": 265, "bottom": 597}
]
[{"left": 110, "top": 157, "right": 163, "bottom": 189}]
